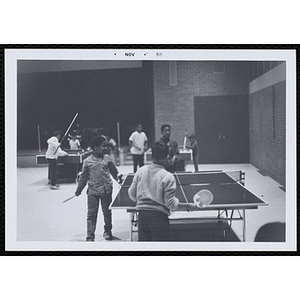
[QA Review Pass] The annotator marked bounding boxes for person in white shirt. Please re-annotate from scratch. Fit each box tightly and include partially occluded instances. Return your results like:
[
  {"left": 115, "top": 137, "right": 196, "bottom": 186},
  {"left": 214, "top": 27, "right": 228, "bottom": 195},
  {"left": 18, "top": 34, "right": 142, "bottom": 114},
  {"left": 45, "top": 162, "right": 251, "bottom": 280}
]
[
  {"left": 128, "top": 123, "right": 148, "bottom": 173},
  {"left": 46, "top": 131, "right": 68, "bottom": 190},
  {"left": 69, "top": 134, "right": 81, "bottom": 150}
]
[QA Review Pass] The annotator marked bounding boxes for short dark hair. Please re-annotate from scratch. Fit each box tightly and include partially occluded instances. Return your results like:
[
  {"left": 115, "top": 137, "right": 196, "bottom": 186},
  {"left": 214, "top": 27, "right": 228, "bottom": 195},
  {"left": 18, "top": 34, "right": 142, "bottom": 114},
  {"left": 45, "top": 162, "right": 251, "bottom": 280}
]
[
  {"left": 151, "top": 140, "right": 169, "bottom": 160},
  {"left": 53, "top": 130, "right": 61, "bottom": 137},
  {"left": 161, "top": 124, "right": 171, "bottom": 132},
  {"left": 90, "top": 135, "right": 106, "bottom": 149}
]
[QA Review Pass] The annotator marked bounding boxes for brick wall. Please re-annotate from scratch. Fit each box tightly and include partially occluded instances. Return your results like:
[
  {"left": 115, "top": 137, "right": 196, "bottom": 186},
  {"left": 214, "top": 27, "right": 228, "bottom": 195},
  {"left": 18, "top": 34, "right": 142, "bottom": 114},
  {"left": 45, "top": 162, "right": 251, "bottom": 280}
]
[
  {"left": 249, "top": 80, "right": 286, "bottom": 186},
  {"left": 153, "top": 61, "right": 250, "bottom": 144},
  {"left": 153, "top": 60, "right": 286, "bottom": 186}
]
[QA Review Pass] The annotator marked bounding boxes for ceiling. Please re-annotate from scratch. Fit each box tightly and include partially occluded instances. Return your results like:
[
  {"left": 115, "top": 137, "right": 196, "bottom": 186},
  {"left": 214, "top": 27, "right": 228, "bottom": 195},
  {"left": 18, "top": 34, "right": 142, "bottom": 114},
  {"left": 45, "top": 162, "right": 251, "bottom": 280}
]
[{"left": 17, "top": 60, "right": 143, "bottom": 73}]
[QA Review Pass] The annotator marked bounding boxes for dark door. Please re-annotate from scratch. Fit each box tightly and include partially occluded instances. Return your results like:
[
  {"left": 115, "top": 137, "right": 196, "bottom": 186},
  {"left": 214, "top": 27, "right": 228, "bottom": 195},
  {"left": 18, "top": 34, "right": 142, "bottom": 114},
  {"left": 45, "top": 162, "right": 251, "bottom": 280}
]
[{"left": 194, "top": 96, "right": 249, "bottom": 164}]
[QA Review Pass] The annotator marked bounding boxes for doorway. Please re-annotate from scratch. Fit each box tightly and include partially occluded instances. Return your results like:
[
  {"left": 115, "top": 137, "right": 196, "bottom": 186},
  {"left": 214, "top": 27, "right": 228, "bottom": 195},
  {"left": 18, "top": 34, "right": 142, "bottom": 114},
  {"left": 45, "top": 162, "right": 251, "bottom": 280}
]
[{"left": 194, "top": 95, "right": 249, "bottom": 164}]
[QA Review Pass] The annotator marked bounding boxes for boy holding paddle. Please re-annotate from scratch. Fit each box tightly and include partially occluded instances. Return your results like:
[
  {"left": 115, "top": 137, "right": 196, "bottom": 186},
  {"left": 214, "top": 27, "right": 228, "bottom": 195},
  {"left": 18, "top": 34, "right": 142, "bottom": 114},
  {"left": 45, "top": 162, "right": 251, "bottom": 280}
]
[
  {"left": 158, "top": 124, "right": 180, "bottom": 172},
  {"left": 128, "top": 140, "right": 197, "bottom": 241},
  {"left": 75, "top": 135, "right": 121, "bottom": 241}
]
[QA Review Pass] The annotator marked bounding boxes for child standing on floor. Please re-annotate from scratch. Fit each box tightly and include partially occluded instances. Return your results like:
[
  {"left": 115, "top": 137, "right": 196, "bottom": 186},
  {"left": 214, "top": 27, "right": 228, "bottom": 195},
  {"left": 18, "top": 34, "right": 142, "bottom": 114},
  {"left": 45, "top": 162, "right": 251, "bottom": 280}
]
[
  {"left": 185, "top": 133, "right": 199, "bottom": 172},
  {"left": 158, "top": 124, "right": 180, "bottom": 172},
  {"left": 128, "top": 140, "right": 197, "bottom": 241},
  {"left": 128, "top": 123, "right": 148, "bottom": 173},
  {"left": 75, "top": 135, "right": 121, "bottom": 241},
  {"left": 46, "top": 130, "right": 68, "bottom": 190},
  {"left": 69, "top": 133, "right": 81, "bottom": 150}
]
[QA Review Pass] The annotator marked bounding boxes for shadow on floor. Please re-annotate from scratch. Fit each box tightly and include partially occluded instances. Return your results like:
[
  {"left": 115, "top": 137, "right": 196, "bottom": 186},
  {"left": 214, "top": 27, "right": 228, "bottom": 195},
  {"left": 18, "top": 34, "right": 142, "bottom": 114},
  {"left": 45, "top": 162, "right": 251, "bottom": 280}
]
[
  {"left": 69, "top": 233, "right": 128, "bottom": 242},
  {"left": 29, "top": 179, "right": 49, "bottom": 186},
  {"left": 254, "top": 222, "right": 286, "bottom": 242},
  {"left": 170, "top": 221, "right": 241, "bottom": 242}
]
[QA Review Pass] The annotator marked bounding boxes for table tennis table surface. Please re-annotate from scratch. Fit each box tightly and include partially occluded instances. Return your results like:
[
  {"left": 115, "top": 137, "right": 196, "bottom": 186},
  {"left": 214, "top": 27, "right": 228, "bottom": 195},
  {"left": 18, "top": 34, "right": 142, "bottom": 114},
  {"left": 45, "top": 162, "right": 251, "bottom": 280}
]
[{"left": 110, "top": 171, "right": 267, "bottom": 211}]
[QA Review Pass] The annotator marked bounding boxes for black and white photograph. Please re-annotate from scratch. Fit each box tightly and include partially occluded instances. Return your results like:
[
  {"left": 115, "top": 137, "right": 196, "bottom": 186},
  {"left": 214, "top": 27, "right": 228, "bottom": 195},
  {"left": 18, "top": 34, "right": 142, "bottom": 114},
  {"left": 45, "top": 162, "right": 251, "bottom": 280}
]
[{"left": 5, "top": 47, "right": 296, "bottom": 252}]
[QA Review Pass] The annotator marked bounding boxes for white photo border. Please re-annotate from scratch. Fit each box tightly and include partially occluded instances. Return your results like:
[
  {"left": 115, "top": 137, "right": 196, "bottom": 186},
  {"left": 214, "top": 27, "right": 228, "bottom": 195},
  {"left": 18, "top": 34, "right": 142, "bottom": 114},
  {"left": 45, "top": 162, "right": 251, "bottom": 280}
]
[{"left": 5, "top": 46, "right": 297, "bottom": 253}]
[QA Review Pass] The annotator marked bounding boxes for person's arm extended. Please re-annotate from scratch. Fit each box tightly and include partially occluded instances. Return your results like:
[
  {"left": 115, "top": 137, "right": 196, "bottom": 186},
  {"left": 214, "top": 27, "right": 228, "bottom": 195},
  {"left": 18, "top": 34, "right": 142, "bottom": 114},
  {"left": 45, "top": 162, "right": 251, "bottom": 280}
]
[
  {"left": 57, "top": 147, "right": 68, "bottom": 156},
  {"left": 75, "top": 161, "right": 88, "bottom": 196},
  {"left": 163, "top": 177, "right": 180, "bottom": 210},
  {"left": 129, "top": 140, "right": 141, "bottom": 151},
  {"left": 177, "top": 202, "right": 197, "bottom": 211},
  {"left": 108, "top": 159, "right": 118, "bottom": 181}
]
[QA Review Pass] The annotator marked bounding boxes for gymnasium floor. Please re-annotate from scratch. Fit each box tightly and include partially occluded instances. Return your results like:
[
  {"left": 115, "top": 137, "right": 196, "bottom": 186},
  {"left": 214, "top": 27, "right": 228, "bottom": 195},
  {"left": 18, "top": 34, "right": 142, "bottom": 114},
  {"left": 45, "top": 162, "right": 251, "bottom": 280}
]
[{"left": 13, "top": 162, "right": 287, "bottom": 250}]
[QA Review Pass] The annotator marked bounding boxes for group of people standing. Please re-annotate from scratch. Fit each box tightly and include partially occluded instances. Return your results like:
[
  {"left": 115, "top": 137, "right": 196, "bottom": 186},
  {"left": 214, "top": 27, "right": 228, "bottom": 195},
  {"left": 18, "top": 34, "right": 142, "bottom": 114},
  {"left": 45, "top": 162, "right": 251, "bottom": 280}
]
[
  {"left": 45, "top": 122, "right": 199, "bottom": 242},
  {"left": 128, "top": 122, "right": 199, "bottom": 173},
  {"left": 127, "top": 123, "right": 199, "bottom": 241}
]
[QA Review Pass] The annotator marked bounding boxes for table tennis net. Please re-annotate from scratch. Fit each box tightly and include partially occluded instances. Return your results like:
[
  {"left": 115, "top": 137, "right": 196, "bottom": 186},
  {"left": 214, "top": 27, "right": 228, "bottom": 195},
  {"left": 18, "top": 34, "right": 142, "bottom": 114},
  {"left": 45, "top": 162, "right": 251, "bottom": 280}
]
[
  {"left": 174, "top": 170, "right": 245, "bottom": 186},
  {"left": 120, "top": 171, "right": 245, "bottom": 187}
]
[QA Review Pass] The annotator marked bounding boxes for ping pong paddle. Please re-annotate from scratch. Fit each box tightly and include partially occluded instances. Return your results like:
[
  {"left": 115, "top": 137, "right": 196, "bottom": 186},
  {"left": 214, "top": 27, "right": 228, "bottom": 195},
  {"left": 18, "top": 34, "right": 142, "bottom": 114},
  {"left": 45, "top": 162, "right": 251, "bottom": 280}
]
[
  {"left": 118, "top": 174, "right": 123, "bottom": 184},
  {"left": 193, "top": 189, "right": 213, "bottom": 208},
  {"left": 63, "top": 195, "right": 76, "bottom": 203}
]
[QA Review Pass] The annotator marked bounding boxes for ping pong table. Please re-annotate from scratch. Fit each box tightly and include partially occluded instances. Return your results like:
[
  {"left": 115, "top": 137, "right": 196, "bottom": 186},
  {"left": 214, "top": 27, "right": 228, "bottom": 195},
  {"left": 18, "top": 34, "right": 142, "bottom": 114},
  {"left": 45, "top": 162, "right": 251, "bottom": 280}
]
[
  {"left": 110, "top": 170, "right": 268, "bottom": 242},
  {"left": 36, "top": 149, "right": 92, "bottom": 182}
]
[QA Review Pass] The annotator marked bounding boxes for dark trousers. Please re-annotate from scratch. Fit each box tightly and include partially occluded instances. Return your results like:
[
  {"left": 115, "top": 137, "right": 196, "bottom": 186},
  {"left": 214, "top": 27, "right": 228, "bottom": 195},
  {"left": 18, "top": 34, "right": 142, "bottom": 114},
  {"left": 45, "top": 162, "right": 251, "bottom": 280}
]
[
  {"left": 132, "top": 154, "right": 144, "bottom": 173},
  {"left": 87, "top": 194, "right": 112, "bottom": 239},
  {"left": 193, "top": 155, "right": 199, "bottom": 171},
  {"left": 138, "top": 210, "right": 171, "bottom": 241},
  {"left": 47, "top": 158, "right": 58, "bottom": 186}
]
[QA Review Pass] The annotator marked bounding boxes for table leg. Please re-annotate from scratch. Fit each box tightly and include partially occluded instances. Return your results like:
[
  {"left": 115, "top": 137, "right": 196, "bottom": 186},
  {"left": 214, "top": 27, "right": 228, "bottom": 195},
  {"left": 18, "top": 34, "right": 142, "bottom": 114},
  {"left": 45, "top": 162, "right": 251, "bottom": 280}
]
[
  {"left": 129, "top": 212, "right": 139, "bottom": 241},
  {"left": 129, "top": 212, "right": 134, "bottom": 242},
  {"left": 242, "top": 209, "right": 246, "bottom": 242}
]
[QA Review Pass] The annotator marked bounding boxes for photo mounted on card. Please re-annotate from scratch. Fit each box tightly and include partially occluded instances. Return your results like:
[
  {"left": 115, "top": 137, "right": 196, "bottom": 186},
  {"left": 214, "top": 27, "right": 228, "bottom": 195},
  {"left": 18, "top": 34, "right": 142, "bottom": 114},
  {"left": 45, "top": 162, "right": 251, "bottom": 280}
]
[{"left": 4, "top": 46, "right": 297, "bottom": 253}]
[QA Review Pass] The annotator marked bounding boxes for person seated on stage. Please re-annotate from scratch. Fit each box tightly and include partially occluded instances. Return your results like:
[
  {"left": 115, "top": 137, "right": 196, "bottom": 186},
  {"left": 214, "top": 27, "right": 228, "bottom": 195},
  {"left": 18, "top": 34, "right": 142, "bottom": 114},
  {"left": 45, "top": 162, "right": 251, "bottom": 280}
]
[
  {"left": 75, "top": 135, "right": 120, "bottom": 242},
  {"left": 128, "top": 140, "right": 197, "bottom": 242},
  {"left": 158, "top": 124, "right": 180, "bottom": 172},
  {"left": 69, "top": 133, "right": 81, "bottom": 151},
  {"left": 185, "top": 133, "right": 199, "bottom": 172},
  {"left": 46, "top": 130, "right": 68, "bottom": 190}
]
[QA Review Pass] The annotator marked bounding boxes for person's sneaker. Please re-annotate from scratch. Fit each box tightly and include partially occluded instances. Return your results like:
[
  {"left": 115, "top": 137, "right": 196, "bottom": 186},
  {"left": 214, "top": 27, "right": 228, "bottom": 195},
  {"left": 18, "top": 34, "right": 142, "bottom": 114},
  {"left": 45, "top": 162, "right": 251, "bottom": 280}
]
[
  {"left": 103, "top": 231, "right": 113, "bottom": 241},
  {"left": 50, "top": 185, "right": 60, "bottom": 190},
  {"left": 86, "top": 237, "right": 95, "bottom": 242}
]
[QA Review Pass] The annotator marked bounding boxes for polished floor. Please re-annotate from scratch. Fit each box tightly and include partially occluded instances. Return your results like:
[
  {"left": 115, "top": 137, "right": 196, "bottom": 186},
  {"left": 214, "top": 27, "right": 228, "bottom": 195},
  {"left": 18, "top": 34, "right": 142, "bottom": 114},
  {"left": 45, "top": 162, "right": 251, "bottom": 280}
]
[{"left": 13, "top": 162, "right": 288, "bottom": 249}]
